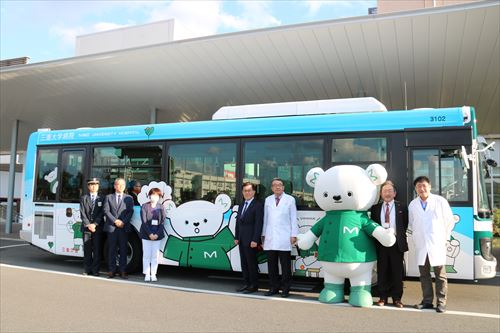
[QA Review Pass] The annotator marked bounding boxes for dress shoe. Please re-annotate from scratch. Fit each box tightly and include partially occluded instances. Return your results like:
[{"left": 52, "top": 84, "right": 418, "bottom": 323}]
[
  {"left": 393, "top": 300, "right": 404, "bottom": 308},
  {"left": 243, "top": 287, "right": 258, "bottom": 294},
  {"left": 107, "top": 272, "right": 115, "bottom": 279},
  {"left": 264, "top": 289, "right": 279, "bottom": 296},
  {"left": 436, "top": 304, "right": 446, "bottom": 313},
  {"left": 120, "top": 272, "right": 128, "bottom": 279},
  {"left": 281, "top": 291, "right": 290, "bottom": 298},
  {"left": 414, "top": 303, "right": 433, "bottom": 310},
  {"left": 236, "top": 285, "right": 249, "bottom": 292},
  {"left": 375, "top": 299, "right": 386, "bottom": 306}
]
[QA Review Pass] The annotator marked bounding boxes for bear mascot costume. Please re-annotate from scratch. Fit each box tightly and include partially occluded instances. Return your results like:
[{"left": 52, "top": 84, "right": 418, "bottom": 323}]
[{"left": 297, "top": 164, "right": 396, "bottom": 307}]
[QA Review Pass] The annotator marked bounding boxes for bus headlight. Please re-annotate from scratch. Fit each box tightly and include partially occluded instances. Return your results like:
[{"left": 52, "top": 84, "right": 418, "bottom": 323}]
[{"left": 480, "top": 238, "right": 494, "bottom": 261}]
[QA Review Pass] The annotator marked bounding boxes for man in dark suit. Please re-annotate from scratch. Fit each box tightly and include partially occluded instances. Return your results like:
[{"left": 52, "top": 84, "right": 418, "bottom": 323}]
[
  {"left": 80, "top": 178, "right": 104, "bottom": 276},
  {"left": 369, "top": 180, "right": 409, "bottom": 308},
  {"left": 103, "top": 178, "right": 134, "bottom": 279},
  {"left": 234, "top": 182, "right": 264, "bottom": 294}
]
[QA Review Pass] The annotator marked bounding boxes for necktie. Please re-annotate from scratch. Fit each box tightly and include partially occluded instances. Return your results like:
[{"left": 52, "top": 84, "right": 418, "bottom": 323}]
[
  {"left": 275, "top": 196, "right": 280, "bottom": 206},
  {"left": 117, "top": 194, "right": 122, "bottom": 205},
  {"left": 384, "top": 203, "right": 390, "bottom": 227},
  {"left": 91, "top": 195, "right": 96, "bottom": 205},
  {"left": 241, "top": 201, "right": 248, "bottom": 217}
]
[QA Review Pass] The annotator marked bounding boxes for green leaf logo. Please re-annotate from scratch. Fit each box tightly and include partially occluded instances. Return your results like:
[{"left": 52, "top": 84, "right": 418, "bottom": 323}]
[
  {"left": 144, "top": 126, "right": 154, "bottom": 138},
  {"left": 48, "top": 241, "right": 54, "bottom": 249}
]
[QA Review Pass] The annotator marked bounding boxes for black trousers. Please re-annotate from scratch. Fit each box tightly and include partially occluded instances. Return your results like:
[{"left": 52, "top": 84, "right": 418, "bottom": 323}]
[
  {"left": 107, "top": 229, "right": 129, "bottom": 273},
  {"left": 83, "top": 230, "right": 102, "bottom": 274},
  {"left": 239, "top": 244, "right": 259, "bottom": 288},
  {"left": 266, "top": 250, "right": 291, "bottom": 292},
  {"left": 377, "top": 244, "right": 405, "bottom": 301}
]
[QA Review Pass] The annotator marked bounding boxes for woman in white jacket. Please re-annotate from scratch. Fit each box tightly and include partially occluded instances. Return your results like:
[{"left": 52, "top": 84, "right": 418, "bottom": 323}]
[{"left": 409, "top": 176, "right": 454, "bottom": 313}]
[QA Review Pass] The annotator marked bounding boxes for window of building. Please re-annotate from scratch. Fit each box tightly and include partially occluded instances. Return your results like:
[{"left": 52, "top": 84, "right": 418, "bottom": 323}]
[
  {"left": 92, "top": 145, "right": 162, "bottom": 196},
  {"left": 168, "top": 142, "right": 237, "bottom": 205},
  {"left": 243, "top": 139, "right": 323, "bottom": 208},
  {"left": 35, "top": 149, "right": 59, "bottom": 201}
]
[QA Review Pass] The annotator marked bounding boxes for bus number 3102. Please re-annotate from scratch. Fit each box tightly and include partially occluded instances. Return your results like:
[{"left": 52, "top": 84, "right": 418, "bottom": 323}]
[{"left": 430, "top": 115, "right": 446, "bottom": 122}]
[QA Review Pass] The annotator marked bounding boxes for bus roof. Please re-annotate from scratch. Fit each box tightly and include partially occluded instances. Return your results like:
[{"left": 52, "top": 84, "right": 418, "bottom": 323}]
[
  {"left": 212, "top": 97, "right": 387, "bottom": 120},
  {"left": 32, "top": 106, "right": 472, "bottom": 146}
]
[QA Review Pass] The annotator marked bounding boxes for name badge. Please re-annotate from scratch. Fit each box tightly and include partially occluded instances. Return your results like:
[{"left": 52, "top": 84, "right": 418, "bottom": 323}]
[
  {"left": 151, "top": 219, "right": 159, "bottom": 226},
  {"left": 98, "top": 202, "right": 102, "bottom": 207}
]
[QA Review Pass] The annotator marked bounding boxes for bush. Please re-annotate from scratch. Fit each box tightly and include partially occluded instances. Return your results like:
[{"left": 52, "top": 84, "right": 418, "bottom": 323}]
[{"left": 493, "top": 209, "right": 500, "bottom": 237}]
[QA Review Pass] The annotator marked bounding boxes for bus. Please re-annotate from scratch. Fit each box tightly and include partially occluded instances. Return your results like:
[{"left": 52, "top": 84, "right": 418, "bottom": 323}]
[{"left": 19, "top": 98, "right": 497, "bottom": 280}]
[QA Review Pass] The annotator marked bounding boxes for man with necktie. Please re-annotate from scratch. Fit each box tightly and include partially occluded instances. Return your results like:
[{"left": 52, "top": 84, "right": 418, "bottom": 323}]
[
  {"left": 262, "top": 178, "right": 298, "bottom": 298},
  {"left": 104, "top": 178, "right": 134, "bottom": 279},
  {"left": 80, "top": 178, "right": 104, "bottom": 276},
  {"left": 369, "top": 180, "right": 408, "bottom": 308},
  {"left": 234, "top": 182, "right": 264, "bottom": 294}
]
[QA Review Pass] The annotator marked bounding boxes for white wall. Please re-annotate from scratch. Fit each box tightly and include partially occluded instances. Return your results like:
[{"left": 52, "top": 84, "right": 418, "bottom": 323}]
[
  {"left": 76, "top": 19, "right": 175, "bottom": 56},
  {"left": 0, "top": 171, "right": 22, "bottom": 199}
]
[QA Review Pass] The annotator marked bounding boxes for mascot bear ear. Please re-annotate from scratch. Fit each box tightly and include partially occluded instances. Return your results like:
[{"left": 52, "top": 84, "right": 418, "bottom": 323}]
[
  {"left": 365, "top": 164, "right": 388, "bottom": 186},
  {"left": 306, "top": 167, "right": 325, "bottom": 188}
]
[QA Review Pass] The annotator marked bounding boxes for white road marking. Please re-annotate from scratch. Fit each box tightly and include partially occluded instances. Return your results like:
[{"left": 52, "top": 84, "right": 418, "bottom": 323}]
[
  {"left": 0, "top": 244, "right": 29, "bottom": 249},
  {"left": 0, "top": 237, "right": 26, "bottom": 242},
  {"left": 1, "top": 263, "right": 499, "bottom": 320}
]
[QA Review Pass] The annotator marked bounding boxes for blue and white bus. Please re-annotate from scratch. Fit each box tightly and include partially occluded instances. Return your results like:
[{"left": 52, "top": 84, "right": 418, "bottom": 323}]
[{"left": 19, "top": 98, "right": 496, "bottom": 280}]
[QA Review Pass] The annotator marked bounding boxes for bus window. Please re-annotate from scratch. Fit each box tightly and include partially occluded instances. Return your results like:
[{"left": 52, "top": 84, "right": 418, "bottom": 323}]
[
  {"left": 168, "top": 142, "right": 237, "bottom": 205},
  {"left": 35, "top": 149, "right": 59, "bottom": 201},
  {"left": 332, "top": 137, "right": 387, "bottom": 168},
  {"left": 243, "top": 139, "right": 323, "bottom": 208},
  {"left": 411, "top": 148, "right": 468, "bottom": 202},
  {"left": 60, "top": 150, "right": 85, "bottom": 202},
  {"left": 92, "top": 145, "right": 162, "bottom": 195}
]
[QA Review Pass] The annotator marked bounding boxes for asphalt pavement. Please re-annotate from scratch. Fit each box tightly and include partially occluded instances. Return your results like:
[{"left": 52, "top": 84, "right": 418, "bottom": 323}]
[{"left": 1, "top": 223, "right": 499, "bottom": 332}]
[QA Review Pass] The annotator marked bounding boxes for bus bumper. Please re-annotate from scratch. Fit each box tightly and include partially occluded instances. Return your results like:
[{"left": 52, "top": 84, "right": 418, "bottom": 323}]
[
  {"left": 474, "top": 255, "right": 496, "bottom": 279},
  {"left": 20, "top": 229, "right": 32, "bottom": 243}
]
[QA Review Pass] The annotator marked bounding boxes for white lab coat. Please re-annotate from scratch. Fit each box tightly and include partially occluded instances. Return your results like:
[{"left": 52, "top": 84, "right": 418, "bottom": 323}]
[
  {"left": 408, "top": 193, "right": 454, "bottom": 267},
  {"left": 262, "top": 193, "right": 299, "bottom": 251}
]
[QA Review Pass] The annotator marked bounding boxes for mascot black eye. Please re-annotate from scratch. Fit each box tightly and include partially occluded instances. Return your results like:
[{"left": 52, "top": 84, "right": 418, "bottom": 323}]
[
  {"left": 185, "top": 220, "right": 189, "bottom": 225},
  {"left": 323, "top": 191, "right": 328, "bottom": 198},
  {"left": 347, "top": 191, "right": 353, "bottom": 197},
  {"left": 203, "top": 219, "right": 208, "bottom": 223}
]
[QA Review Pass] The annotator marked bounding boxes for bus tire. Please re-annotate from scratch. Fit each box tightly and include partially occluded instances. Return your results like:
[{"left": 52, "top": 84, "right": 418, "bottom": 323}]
[{"left": 103, "top": 232, "right": 143, "bottom": 274}]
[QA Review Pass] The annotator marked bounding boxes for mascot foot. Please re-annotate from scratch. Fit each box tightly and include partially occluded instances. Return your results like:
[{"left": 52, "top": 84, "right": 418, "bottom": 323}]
[
  {"left": 349, "top": 285, "right": 373, "bottom": 307},
  {"left": 318, "top": 283, "right": 344, "bottom": 303}
]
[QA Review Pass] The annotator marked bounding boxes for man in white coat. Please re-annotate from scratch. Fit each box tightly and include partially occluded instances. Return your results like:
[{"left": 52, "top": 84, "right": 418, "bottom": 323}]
[
  {"left": 262, "top": 178, "right": 298, "bottom": 298},
  {"left": 409, "top": 176, "right": 454, "bottom": 313}
]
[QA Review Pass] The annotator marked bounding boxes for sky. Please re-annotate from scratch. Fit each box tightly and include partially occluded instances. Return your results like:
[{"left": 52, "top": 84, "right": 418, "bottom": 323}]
[{"left": 0, "top": 0, "right": 376, "bottom": 64}]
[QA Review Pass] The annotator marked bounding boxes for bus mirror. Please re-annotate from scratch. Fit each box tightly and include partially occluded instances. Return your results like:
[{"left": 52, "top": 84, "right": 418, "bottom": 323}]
[{"left": 461, "top": 146, "right": 470, "bottom": 170}]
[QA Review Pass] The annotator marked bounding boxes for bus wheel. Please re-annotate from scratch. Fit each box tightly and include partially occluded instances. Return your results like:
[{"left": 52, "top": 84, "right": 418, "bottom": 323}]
[{"left": 103, "top": 233, "right": 143, "bottom": 274}]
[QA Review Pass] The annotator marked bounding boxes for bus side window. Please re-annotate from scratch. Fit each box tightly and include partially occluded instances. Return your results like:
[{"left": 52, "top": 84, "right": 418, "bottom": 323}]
[
  {"left": 411, "top": 148, "right": 469, "bottom": 202},
  {"left": 60, "top": 150, "right": 85, "bottom": 202},
  {"left": 35, "top": 149, "right": 59, "bottom": 201}
]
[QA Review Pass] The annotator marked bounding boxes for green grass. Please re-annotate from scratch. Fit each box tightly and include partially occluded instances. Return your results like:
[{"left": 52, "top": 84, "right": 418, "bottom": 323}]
[{"left": 493, "top": 237, "right": 500, "bottom": 249}]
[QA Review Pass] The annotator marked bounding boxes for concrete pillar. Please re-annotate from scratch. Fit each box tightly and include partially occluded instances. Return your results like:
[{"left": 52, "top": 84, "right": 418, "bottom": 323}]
[
  {"left": 150, "top": 106, "right": 158, "bottom": 124},
  {"left": 5, "top": 119, "right": 19, "bottom": 233}
]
